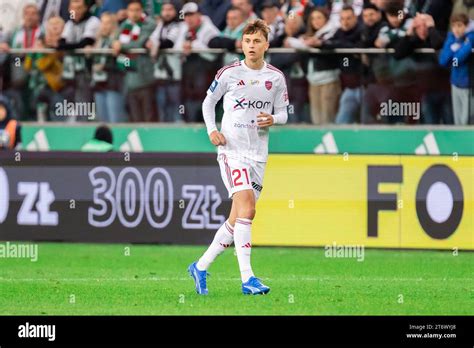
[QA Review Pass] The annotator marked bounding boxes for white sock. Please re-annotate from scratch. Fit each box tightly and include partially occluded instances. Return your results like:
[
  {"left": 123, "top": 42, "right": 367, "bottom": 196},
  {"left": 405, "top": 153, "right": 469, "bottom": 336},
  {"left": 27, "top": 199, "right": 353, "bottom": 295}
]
[
  {"left": 196, "top": 220, "right": 234, "bottom": 271},
  {"left": 234, "top": 218, "right": 254, "bottom": 282}
]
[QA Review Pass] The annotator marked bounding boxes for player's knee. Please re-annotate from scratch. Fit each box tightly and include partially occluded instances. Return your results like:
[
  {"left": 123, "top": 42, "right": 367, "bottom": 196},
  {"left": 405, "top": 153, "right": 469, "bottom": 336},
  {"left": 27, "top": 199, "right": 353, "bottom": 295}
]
[{"left": 237, "top": 207, "right": 256, "bottom": 220}]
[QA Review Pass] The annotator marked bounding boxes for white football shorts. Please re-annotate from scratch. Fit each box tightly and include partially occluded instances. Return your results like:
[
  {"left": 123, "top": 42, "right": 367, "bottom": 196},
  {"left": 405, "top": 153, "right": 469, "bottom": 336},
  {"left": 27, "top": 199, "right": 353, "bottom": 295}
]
[{"left": 217, "top": 153, "right": 266, "bottom": 200}]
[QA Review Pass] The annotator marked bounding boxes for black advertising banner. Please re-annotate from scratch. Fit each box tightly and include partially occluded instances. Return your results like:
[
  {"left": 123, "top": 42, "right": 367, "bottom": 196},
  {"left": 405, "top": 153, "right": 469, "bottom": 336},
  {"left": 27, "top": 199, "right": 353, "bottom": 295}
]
[{"left": 0, "top": 152, "right": 231, "bottom": 244}]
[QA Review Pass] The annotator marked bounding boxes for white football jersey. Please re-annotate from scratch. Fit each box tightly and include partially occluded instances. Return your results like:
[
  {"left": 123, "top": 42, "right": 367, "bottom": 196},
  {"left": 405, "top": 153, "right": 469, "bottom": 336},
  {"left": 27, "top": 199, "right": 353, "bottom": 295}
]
[{"left": 206, "top": 60, "right": 289, "bottom": 163}]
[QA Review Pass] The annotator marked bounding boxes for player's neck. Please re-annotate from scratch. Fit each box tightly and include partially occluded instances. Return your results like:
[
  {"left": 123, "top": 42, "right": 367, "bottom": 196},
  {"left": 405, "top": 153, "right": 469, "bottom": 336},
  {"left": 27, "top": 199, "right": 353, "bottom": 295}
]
[{"left": 244, "top": 58, "right": 265, "bottom": 70}]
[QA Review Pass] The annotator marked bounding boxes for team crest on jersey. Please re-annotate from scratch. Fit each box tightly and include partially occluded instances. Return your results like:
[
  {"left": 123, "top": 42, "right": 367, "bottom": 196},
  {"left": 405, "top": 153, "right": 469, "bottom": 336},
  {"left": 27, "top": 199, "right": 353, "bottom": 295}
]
[{"left": 265, "top": 81, "right": 273, "bottom": 90}]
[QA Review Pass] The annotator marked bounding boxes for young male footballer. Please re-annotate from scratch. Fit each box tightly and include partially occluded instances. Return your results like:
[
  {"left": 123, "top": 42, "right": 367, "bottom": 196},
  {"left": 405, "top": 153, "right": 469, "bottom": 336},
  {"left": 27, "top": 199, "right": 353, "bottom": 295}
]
[{"left": 188, "top": 19, "right": 289, "bottom": 295}]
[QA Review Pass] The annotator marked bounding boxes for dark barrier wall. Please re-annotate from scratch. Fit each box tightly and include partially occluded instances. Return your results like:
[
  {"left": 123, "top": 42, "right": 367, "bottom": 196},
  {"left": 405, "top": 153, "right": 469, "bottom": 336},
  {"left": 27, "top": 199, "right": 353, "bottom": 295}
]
[{"left": 0, "top": 152, "right": 231, "bottom": 244}]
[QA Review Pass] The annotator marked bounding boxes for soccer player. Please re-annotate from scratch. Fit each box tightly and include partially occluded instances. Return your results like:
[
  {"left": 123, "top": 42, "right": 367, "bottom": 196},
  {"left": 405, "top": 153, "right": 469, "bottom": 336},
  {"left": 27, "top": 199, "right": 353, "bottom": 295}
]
[{"left": 188, "top": 19, "right": 289, "bottom": 295}]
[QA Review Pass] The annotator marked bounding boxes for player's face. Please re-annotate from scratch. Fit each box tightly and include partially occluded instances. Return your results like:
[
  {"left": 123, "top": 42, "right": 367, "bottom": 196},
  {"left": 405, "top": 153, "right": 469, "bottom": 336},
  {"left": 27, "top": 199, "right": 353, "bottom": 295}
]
[{"left": 242, "top": 32, "right": 269, "bottom": 61}]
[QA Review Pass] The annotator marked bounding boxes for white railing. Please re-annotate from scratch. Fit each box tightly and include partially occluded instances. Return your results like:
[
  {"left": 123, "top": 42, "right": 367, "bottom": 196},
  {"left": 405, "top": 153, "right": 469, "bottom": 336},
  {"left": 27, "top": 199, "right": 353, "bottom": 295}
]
[{"left": 4, "top": 47, "right": 470, "bottom": 55}]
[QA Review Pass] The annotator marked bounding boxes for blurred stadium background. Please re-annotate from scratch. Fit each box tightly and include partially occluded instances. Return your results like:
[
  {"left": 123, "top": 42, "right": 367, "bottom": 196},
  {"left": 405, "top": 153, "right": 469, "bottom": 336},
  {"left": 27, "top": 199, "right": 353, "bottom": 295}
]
[{"left": 0, "top": 0, "right": 472, "bottom": 315}]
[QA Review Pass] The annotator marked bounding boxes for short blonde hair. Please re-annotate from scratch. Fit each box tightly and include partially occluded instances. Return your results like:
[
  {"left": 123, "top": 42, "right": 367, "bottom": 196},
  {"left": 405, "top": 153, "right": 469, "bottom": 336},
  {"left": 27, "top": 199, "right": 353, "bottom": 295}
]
[
  {"left": 47, "top": 16, "right": 65, "bottom": 27},
  {"left": 46, "top": 15, "right": 65, "bottom": 34}
]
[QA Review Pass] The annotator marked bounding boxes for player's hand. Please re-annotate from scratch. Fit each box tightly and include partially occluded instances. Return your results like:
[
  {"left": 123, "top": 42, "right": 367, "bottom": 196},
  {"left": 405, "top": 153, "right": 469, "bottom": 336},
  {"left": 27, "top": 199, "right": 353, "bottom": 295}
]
[
  {"left": 209, "top": 130, "right": 227, "bottom": 146},
  {"left": 257, "top": 112, "right": 274, "bottom": 128}
]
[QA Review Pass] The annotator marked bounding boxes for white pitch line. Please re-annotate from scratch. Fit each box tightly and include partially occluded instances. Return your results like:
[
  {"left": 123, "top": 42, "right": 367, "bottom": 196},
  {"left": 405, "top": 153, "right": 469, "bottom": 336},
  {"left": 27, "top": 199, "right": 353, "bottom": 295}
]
[{"left": 0, "top": 277, "right": 472, "bottom": 283}]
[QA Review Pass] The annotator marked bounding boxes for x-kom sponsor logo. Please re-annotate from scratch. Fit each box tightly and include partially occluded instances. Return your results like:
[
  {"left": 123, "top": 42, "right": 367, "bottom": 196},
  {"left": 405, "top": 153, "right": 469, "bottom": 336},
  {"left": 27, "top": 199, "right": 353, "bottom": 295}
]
[{"left": 233, "top": 98, "right": 272, "bottom": 110}]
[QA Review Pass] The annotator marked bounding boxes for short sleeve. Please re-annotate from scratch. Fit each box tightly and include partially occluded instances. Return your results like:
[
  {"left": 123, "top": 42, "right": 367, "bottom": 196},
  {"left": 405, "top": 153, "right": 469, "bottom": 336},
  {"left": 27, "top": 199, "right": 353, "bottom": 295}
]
[
  {"left": 82, "top": 17, "right": 101, "bottom": 40},
  {"left": 61, "top": 21, "right": 73, "bottom": 40}
]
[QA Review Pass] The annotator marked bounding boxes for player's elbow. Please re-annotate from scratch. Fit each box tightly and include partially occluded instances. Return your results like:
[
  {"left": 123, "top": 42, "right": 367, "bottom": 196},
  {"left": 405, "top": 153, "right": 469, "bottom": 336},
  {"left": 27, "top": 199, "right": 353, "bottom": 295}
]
[
  {"left": 202, "top": 95, "right": 210, "bottom": 109},
  {"left": 203, "top": 95, "right": 217, "bottom": 110}
]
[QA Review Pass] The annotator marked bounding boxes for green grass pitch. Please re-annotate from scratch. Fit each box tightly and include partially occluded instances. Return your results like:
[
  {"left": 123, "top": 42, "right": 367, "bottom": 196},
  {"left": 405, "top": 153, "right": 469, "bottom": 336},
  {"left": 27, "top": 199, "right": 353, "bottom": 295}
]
[{"left": 0, "top": 243, "right": 472, "bottom": 315}]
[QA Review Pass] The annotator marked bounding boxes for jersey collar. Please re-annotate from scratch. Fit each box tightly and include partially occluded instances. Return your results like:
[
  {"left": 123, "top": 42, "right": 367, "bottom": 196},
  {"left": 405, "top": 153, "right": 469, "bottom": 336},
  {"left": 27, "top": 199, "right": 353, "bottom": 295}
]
[{"left": 241, "top": 59, "right": 267, "bottom": 72}]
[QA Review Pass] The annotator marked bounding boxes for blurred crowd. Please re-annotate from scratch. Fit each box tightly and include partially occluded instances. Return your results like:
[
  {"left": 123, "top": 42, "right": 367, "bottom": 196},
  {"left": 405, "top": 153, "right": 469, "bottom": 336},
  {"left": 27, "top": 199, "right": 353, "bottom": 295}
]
[{"left": 0, "top": 0, "right": 473, "bottom": 129}]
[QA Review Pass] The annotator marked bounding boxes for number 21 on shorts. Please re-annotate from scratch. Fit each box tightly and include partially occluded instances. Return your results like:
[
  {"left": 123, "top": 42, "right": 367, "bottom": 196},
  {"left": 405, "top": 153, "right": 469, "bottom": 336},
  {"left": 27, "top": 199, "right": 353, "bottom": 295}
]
[{"left": 232, "top": 168, "right": 250, "bottom": 187}]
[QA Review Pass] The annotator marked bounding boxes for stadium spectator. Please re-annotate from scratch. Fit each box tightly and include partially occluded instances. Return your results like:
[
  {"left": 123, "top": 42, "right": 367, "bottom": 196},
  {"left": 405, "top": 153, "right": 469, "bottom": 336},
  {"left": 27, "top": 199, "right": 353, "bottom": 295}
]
[
  {"left": 208, "top": 6, "right": 246, "bottom": 65},
  {"left": 57, "top": 0, "right": 100, "bottom": 120},
  {"left": 147, "top": 0, "right": 184, "bottom": 122},
  {"left": 232, "top": 0, "right": 258, "bottom": 22},
  {"left": 439, "top": 13, "right": 474, "bottom": 125},
  {"left": 452, "top": 0, "right": 474, "bottom": 20},
  {"left": 0, "top": 95, "right": 22, "bottom": 150},
  {"left": 394, "top": 13, "right": 453, "bottom": 124},
  {"left": 0, "top": 0, "right": 37, "bottom": 38},
  {"left": 112, "top": 0, "right": 156, "bottom": 122},
  {"left": 0, "top": 0, "right": 470, "bottom": 127},
  {"left": 221, "top": 6, "right": 247, "bottom": 40},
  {"left": 142, "top": 0, "right": 167, "bottom": 18},
  {"left": 0, "top": 3, "right": 42, "bottom": 120},
  {"left": 328, "top": 0, "right": 364, "bottom": 28},
  {"left": 375, "top": 3, "right": 413, "bottom": 49},
  {"left": 360, "top": 3, "right": 385, "bottom": 48},
  {"left": 372, "top": 2, "right": 416, "bottom": 124},
  {"left": 274, "top": 13, "right": 309, "bottom": 123},
  {"left": 37, "top": 0, "right": 71, "bottom": 25},
  {"left": 286, "top": 7, "right": 340, "bottom": 124},
  {"left": 99, "top": 0, "right": 128, "bottom": 21},
  {"left": 81, "top": 124, "right": 114, "bottom": 151},
  {"left": 26, "top": 16, "right": 66, "bottom": 122},
  {"left": 175, "top": 2, "right": 220, "bottom": 122},
  {"left": 407, "top": 0, "right": 453, "bottom": 35},
  {"left": 201, "top": 0, "right": 232, "bottom": 31},
  {"left": 92, "top": 13, "right": 127, "bottom": 123},
  {"left": 322, "top": 5, "right": 363, "bottom": 124},
  {"left": 359, "top": 2, "right": 387, "bottom": 124},
  {"left": 280, "top": 0, "right": 310, "bottom": 18},
  {"left": 261, "top": 0, "right": 286, "bottom": 47}
]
